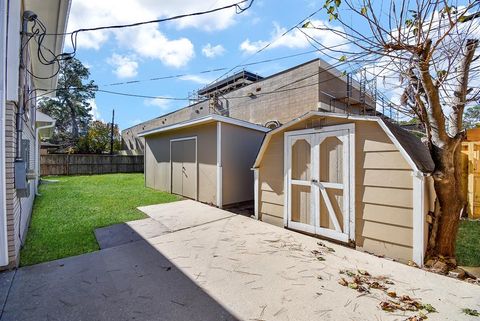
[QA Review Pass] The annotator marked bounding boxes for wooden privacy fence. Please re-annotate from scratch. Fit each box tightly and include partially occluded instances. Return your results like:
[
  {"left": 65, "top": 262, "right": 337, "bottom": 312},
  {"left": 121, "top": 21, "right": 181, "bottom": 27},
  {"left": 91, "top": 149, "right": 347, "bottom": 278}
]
[
  {"left": 461, "top": 128, "right": 480, "bottom": 219},
  {"left": 40, "top": 154, "right": 144, "bottom": 176}
]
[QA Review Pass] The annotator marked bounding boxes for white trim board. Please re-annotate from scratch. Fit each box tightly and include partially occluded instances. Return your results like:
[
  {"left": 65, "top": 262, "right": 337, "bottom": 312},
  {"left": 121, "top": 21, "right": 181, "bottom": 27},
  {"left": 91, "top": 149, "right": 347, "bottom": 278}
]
[
  {"left": 412, "top": 172, "right": 425, "bottom": 267},
  {"left": 253, "top": 111, "right": 422, "bottom": 174},
  {"left": 0, "top": 0, "right": 8, "bottom": 267},
  {"left": 216, "top": 122, "right": 222, "bottom": 208},
  {"left": 139, "top": 114, "right": 269, "bottom": 137},
  {"left": 253, "top": 168, "right": 259, "bottom": 220}
]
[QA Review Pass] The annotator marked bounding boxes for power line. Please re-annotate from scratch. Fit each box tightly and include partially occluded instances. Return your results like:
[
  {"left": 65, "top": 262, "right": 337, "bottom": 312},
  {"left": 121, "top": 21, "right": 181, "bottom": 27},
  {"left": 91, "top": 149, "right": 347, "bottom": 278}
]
[
  {"left": 92, "top": 53, "right": 412, "bottom": 119},
  {"left": 34, "top": 49, "right": 322, "bottom": 94},
  {"left": 46, "top": 0, "right": 254, "bottom": 36},
  {"left": 204, "top": 6, "right": 324, "bottom": 89},
  {"left": 24, "top": 0, "right": 255, "bottom": 81},
  {"left": 99, "top": 49, "right": 320, "bottom": 87}
]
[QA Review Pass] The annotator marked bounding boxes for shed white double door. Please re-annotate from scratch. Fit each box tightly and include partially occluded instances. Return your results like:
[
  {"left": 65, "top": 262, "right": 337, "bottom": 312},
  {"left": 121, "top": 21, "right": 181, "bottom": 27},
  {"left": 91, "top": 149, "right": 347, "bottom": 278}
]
[{"left": 286, "top": 126, "right": 354, "bottom": 243}]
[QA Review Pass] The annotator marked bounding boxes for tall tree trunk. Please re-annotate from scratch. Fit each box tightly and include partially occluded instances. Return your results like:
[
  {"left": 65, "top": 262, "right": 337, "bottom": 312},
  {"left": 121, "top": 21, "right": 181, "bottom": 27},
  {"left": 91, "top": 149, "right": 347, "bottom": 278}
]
[
  {"left": 69, "top": 103, "right": 79, "bottom": 140},
  {"left": 429, "top": 140, "right": 464, "bottom": 258}
]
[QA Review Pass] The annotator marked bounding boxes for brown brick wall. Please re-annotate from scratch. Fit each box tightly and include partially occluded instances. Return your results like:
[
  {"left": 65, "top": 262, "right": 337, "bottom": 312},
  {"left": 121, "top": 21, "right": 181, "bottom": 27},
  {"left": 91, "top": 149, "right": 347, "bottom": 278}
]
[{"left": 2, "top": 101, "right": 36, "bottom": 270}]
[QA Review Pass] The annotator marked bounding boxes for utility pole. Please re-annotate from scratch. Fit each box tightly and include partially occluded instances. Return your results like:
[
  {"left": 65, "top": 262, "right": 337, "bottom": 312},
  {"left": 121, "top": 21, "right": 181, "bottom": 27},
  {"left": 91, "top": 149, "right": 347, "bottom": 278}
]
[{"left": 110, "top": 109, "right": 115, "bottom": 155}]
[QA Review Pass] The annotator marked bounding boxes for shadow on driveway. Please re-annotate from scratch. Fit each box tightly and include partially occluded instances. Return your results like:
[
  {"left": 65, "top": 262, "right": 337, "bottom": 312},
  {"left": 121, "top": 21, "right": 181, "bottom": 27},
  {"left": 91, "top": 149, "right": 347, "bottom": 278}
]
[{"left": 0, "top": 228, "right": 238, "bottom": 321}]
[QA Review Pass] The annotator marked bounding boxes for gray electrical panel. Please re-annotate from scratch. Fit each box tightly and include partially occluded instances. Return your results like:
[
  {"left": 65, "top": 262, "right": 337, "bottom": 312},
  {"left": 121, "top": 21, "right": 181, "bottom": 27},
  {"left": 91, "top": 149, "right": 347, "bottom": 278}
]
[{"left": 15, "top": 139, "right": 31, "bottom": 198}]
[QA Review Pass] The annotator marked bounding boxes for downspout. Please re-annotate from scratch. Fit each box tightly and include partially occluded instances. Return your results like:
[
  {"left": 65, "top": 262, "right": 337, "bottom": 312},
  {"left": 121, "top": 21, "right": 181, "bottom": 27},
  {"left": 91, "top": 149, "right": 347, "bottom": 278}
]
[
  {"left": 15, "top": 13, "right": 28, "bottom": 162},
  {"left": 34, "top": 121, "right": 55, "bottom": 195},
  {"left": 15, "top": 12, "right": 36, "bottom": 160}
]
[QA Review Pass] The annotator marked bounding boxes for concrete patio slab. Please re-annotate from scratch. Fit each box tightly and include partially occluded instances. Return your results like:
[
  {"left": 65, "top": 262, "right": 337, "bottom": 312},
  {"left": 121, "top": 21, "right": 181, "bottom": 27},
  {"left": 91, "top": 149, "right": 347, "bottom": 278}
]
[
  {"left": 0, "top": 270, "right": 14, "bottom": 317},
  {"left": 0, "top": 240, "right": 236, "bottom": 321},
  {"left": 141, "top": 202, "right": 480, "bottom": 321},
  {"left": 1, "top": 200, "right": 479, "bottom": 321},
  {"left": 138, "top": 200, "right": 235, "bottom": 231},
  {"left": 95, "top": 218, "right": 170, "bottom": 249}
]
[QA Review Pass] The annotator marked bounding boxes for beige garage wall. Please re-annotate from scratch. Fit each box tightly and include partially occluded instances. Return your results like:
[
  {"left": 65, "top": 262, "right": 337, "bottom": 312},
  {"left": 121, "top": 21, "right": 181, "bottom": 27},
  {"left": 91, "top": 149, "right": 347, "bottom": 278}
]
[
  {"left": 221, "top": 123, "right": 265, "bottom": 205},
  {"left": 144, "top": 123, "right": 217, "bottom": 204},
  {"left": 258, "top": 116, "right": 415, "bottom": 263}
]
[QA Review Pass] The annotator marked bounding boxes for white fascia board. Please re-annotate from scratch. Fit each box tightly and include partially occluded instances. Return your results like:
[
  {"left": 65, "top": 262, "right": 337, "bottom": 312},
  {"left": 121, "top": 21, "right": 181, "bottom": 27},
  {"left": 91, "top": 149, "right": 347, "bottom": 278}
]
[
  {"left": 5, "top": 0, "right": 20, "bottom": 101},
  {"left": 139, "top": 114, "right": 269, "bottom": 137},
  {"left": 253, "top": 110, "right": 421, "bottom": 174}
]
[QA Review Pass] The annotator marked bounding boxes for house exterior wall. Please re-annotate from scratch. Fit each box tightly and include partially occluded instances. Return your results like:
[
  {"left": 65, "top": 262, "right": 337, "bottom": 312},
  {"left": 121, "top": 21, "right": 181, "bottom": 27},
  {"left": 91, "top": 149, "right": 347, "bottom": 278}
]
[
  {"left": 257, "top": 116, "right": 416, "bottom": 263},
  {"left": 4, "top": 102, "right": 36, "bottom": 268},
  {"left": 122, "top": 59, "right": 372, "bottom": 152},
  {"left": 2, "top": 0, "right": 39, "bottom": 270},
  {"left": 145, "top": 123, "right": 217, "bottom": 205},
  {"left": 220, "top": 123, "right": 265, "bottom": 205}
]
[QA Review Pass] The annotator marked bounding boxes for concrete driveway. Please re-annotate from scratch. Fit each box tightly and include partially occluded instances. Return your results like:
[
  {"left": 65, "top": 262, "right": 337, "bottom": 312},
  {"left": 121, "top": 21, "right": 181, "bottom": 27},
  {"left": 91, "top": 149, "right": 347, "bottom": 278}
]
[{"left": 1, "top": 200, "right": 479, "bottom": 321}]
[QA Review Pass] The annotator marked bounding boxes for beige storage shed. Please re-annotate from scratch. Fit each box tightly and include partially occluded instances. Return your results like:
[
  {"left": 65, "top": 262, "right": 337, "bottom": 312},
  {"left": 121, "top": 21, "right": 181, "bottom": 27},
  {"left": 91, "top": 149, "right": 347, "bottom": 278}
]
[
  {"left": 139, "top": 114, "right": 269, "bottom": 208},
  {"left": 252, "top": 111, "right": 435, "bottom": 266}
]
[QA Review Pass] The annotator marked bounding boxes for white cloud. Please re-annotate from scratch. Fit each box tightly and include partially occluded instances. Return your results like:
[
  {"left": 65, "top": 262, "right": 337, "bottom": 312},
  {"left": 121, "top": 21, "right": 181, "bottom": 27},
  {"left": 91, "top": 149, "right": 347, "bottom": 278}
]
[
  {"left": 67, "top": 0, "right": 243, "bottom": 66},
  {"left": 240, "top": 20, "right": 350, "bottom": 56},
  {"left": 88, "top": 99, "right": 102, "bottom": 121},
  {"left": 144, "top": 98, "right": 172, "bottom": 111},
  {"left": 107, "top": 54, "right": 139, "bottom": 78},
  {"left": 114, "top": 25, "right": 194, "bottom": 68},
  {"left": 202, "top": 43, "right": 226, "bottom": 58},
  {"left": 179, "top": 74, "right": 214, "bottom": 85}
]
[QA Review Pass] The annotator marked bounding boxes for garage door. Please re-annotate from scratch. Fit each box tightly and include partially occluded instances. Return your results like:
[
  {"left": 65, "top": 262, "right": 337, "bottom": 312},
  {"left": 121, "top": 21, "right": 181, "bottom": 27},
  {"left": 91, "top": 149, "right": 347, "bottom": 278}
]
[{"left": 171, "top": 138, "right": 197, "bottom": 200}]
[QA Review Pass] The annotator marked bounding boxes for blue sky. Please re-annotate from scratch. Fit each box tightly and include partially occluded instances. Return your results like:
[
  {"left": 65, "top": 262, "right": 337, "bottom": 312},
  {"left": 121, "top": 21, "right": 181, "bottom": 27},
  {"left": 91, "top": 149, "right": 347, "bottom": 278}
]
[
  {"left": 67, "top": 0, "right": 354, "bottom": 130},
  {"left": 65, "top": 0, "right": 479, "bottom": 130}
]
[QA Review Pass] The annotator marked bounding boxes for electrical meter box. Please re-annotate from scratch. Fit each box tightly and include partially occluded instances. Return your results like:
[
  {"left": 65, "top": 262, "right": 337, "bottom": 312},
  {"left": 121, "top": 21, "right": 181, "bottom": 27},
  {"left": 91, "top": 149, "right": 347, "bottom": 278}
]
[{"left": 15, "top": 139, "right": 31, "bottom": 198}]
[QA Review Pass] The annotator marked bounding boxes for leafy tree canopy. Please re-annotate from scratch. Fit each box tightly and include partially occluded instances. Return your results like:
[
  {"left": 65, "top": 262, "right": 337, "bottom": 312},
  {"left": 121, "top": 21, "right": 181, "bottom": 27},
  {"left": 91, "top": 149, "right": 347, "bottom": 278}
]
[
  {"left": 77, "top": 120, "right": 121, "bottom": 154},
  {"left": 39, "top": 58, "right": 98, "bottom": 147},
  {"left": 464, "top": 105, "right": 480, "bottom": 129}
]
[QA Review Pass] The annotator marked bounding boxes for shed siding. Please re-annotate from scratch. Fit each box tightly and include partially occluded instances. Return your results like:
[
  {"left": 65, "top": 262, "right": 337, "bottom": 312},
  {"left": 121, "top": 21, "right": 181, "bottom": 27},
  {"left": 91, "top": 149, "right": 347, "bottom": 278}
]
[
  {"left": 221, "top": 123, "right": 265, "bottom": 205},
  {"left": 145, "top": 123, "right": 217, "bottom": 205},
  {"left": 257, "top": 116, "right": 415, "bottom": 263}
]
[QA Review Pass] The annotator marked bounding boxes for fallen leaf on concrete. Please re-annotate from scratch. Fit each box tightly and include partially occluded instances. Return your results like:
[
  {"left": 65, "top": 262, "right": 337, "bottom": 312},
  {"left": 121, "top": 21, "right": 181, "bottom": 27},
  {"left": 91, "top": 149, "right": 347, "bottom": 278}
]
[
  {"left": 421, "top": 304, "right": 436, "bottom": 313},
  {"left": 357, "top": 269, "right": 370, "bottom": 276},
  {"left": 387, "top": 291, "right": 397, "bottom": 298},
  {"left": 462, "top": 308, "right": 480, "bottom": 316},
  {"left": 379, "top": 300, "right": 402, "bottom": 312},
  {"left": 408, "top": 260, "right": 419, "bottom": 268},
  {"left": 338, "top": 269, "right": 436, "bottom": 318},
  {"left": 406, "top": 313, "right": 427, "bottom": 321}
]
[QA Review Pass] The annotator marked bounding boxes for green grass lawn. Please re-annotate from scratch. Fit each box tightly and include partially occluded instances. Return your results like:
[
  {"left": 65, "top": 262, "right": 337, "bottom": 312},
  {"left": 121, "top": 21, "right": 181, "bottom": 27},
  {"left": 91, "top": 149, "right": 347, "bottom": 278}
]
[
  {"left": 456, "top": 219, "right": 480, "bottom": 267},
  {"left": 20, "top": 173, "right": 180, "bottom": 266}
]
